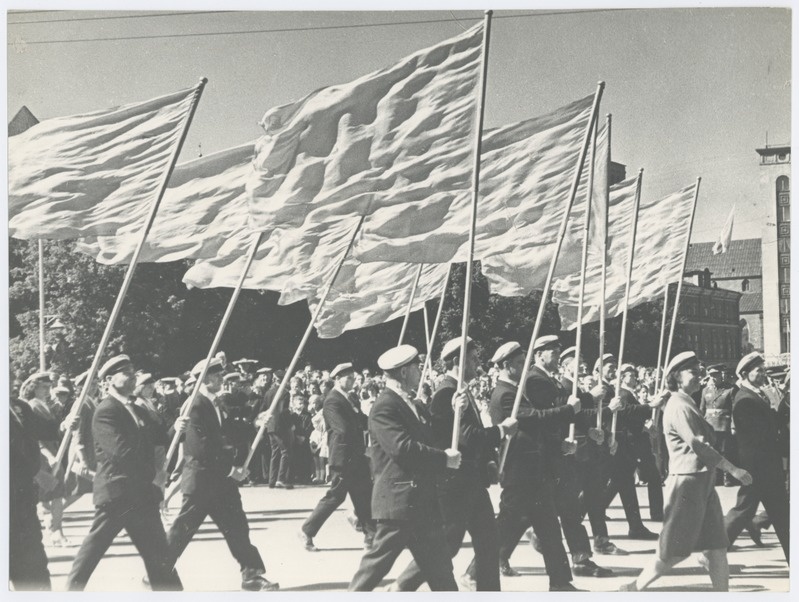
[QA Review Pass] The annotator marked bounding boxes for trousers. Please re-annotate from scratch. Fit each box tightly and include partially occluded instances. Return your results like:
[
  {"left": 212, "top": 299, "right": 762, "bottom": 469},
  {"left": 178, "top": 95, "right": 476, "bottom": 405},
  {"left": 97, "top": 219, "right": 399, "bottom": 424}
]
[{"left": 302, "top": 461, "right": 375, "bottom": 538}]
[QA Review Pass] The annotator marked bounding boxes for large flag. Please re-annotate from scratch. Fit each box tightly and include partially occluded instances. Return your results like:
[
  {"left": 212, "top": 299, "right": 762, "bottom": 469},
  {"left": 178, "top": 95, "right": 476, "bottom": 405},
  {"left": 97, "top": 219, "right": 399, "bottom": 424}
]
[
  {"left": 308, "top": 261, "right": 450, "bottom": 339},
  {"left": 76, "top": 143, "right": 255, "bottom": 264},
  {"left": 552, "top": 175, "right": 639, "bottom": 329},
  {"left": 712, "top": 205, "right": 735, "bottom": 255},
  {"left": 557, "top": 182, "right": 698, "bottom": 328},
  {"left": 246, "top": 23, "right": 484, "bottom": 247},
  {"left": 9, "top": 85, "right": 200, "bottom": 240},
  {"left": 479, "top": 114, "right": 604, "bottom": 296}
]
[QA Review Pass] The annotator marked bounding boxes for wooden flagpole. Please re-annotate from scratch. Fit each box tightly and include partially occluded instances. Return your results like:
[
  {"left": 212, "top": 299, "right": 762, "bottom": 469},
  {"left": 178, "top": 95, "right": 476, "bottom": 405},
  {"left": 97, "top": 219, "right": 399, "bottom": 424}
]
[
  {"left": 658, "top": 177, "right": 702, "bottom": 391},
  {"left": 244, "top": 216, "right": 366, "bottom": 470},
  {"left": 652, "top": 287, "right": 670, "bottom": 419},
  {"left": 452, "top": 10, "right": 493, "bottom": 450},
  {"left": 610, "top": 169, "right": 644, "bottom": 445},
  {"left": 569, "top": 117, "right": 599, "bottom": 442},
  {"left": 164, "top": 230, "right": 265, "bottom": 470},
  {"left": 597, "top": 114, "right": 612, "bottom": 429},
  {"left": 415, "top": 264, "right": 452, "bottom": 401},
  {"left": 397, "top": 263, "right": 424, "bottom": 345},
  {"left": 38, "top": 239, "right": 46, "bottom": 372},
  {"left": 53, "top": 78, "right": 208, "bottom": 470},
  {"left": 498, "top": 81, "right": 605, "bottom": 474}
]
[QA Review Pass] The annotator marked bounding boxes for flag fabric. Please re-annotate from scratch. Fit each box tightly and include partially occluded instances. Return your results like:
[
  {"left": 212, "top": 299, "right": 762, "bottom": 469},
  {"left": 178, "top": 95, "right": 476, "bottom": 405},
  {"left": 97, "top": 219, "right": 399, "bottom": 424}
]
[
  {"left": 557, "top": 181, "right": 697, "bottom": 329},
  {"left": 246, "top": 23, "right": 484, "bottom": 248},
  {"left": 589, "top": 120, "right": 609, "bottom": 255},
  {"left": 479, "top": 111, "right": 602, "bottom": 296},
  {"left": 712, "top": 205, "right": 735, "bottom": 254},
  {"left": 552, "top": 175, "right": 639, "bottom": 329},
  {"left": 9, "top": 85, "right": 199, "bottom": 240},
  {"left": 308, "top": 262, "right": 450, "bottom": 339},
  {"left": 76, "top": 143, "right": 255, "bottom": 264}
]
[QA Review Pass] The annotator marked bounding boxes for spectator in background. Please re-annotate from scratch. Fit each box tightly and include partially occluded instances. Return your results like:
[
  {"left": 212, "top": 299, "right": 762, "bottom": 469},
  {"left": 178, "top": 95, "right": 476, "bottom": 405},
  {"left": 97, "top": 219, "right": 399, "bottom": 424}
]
[
  {"left": 309, "top": 396, "right": 328, "bottom": 485},
  {"left": 291, "top": 393, "right": 314, "bottom": 485}
]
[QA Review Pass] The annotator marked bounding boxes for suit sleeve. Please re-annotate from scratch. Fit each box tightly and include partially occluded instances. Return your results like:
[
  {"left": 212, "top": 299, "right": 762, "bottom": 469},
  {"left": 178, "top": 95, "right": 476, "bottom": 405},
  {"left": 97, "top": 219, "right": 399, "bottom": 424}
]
[
  {"left": 671, "top": 404, "right": 724, "bottom": 470},
  {"left": 324, "top": 397, "right": 353, "bottom": 466},
  {"left": 369, "top": 400, "right": 447, "bottom": 473},
  {"left": 431, "top": 388, "right": 500, "bottom": 452}
]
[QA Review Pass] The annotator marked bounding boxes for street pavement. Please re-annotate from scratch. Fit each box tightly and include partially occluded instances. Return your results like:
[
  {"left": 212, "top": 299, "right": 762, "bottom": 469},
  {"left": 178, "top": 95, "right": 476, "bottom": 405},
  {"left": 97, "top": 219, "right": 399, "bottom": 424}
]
[{"left": 46, "top": 481, "right": 789, "bottom": 592}]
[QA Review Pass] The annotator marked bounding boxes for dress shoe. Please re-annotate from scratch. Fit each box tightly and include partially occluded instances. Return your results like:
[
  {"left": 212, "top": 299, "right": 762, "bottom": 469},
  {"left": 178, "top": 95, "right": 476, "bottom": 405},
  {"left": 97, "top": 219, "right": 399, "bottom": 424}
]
[
  {"left": 47, "top": 530, "right": 73, "bottom": 547},
  {"left": 618, "top": 580, "right": 638, "bottom": 591},
  {"left": 275, "top": 481, "right": 293, "bottom": 489},
  {"left": 299, "top": 529, "right": 319, "bottom": 551},
  {"left": 459, "top": 573, "right": 477, "bottom": 592},
  {"left": 347, "top": 514, "right": 364, "bottom": 532},
  {"left": 572, "top": 559, "right": 613, "bottom": 577},
  {"left": 747, "top": 525, "right": 764, "bottom": 547},
  {"left": 499, "top": 559, "right": 520, "bottom": 577},
  {"left": 628, "top": 527, "right": 659, "bottom": 540},
  {"left": 549, "top": 583, "right": 585, "bottom": 591},
  {"left": 593, "top": 537, "right": 628, "bottom": 555},
  {"left": 242, "top": 576, "right": 280, "bottom": 591}
]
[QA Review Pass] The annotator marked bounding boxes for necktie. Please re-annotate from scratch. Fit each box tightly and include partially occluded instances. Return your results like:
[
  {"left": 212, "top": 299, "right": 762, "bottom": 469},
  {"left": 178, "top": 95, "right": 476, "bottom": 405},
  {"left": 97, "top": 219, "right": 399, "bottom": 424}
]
[{"left": 124, "top": 402, "right": 143, "bottom": 428}]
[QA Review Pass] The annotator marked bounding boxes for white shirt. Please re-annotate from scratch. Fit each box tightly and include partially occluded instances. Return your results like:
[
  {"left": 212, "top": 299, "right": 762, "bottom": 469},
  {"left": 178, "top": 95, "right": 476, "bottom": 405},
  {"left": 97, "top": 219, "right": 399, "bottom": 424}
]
[
  {"left": 107, "top": 387, "right": 143, "bottom": 428},
  {"left": 385, "top": 380, "right": 420, "bottom": 421}
]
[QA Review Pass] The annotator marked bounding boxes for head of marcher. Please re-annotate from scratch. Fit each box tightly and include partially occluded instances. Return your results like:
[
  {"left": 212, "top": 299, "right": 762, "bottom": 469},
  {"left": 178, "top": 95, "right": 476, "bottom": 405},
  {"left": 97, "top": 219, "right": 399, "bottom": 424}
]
[
  {"left": 134, "top": 372, "right": 156, "bottom": 399},
  {"left": 558, "top": 346, "right": 583, "bottom": 381},
  {"left": 664, "top": 351, "right": 702, "bottom": 395},
  {"left": 99, "top": 355, "right": 136, "bottom": 398},
  {"left": 594, "top": 353, "right": 618, "bottom": 383},
  {"left": 20, "top": 371, "right": 52, "bottom": 402},
  {"left": 331, "top": 362, "right": 356, "bottom": 393},
  {"left": 254, "top": 367, "right": 273, "bottom": 391},
  {"left": 191, "top": 357, "right": 225, "bottom": 394},
  {"left": 736, "top": 352, "right": 766, "bottom": 389},
  {"left": 619, "top": 363, "right": 638, "bottom": 389},
  {"left": 378, "top": 344, "right": 421, "bottom": 393},
  {"left": 533, "top": 335, "right": 561, "bottom": 373},
  {"left": 441, "top": 336, "right": 479, "bottom": 382},
  {"left": 491, "top": 341, "right": 525, "bottom": 382}
]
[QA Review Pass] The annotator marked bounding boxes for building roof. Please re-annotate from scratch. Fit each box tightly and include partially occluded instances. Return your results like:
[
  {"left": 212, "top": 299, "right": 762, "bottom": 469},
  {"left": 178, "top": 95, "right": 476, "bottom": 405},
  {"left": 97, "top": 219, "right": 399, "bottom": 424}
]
[
  {"left": 686, "top": 238, "right": 761, "bottom": 279},
  {"left": 740, "top": 292, "right": 763, "bottom": 313}
]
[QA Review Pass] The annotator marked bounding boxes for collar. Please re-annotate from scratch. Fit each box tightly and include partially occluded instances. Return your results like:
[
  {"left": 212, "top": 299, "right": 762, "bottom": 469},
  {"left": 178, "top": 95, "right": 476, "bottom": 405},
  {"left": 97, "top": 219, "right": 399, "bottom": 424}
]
[
  {"left": 200, "top": 384, "right": 217, "bottom": 402},
  {"left": 107, "top": 386, "right": 135, "bottom": 405},
  {"left": 333, "top": 385, "right": 350, "bottom": 400},
  {"left": 739, "top": 380, "right": 765, "bottom": 397},
  {"left": 536, "top": 364, "right": 559, "bottom": 381},
  {"left": 621, "top": 384, "right": 637, "bottom": 395},
  {"left": 498, "top": 374, "right": 519, "bottom": 387},
  {"left": 385, "top": 379, "right": 412, "bottom": 402}
]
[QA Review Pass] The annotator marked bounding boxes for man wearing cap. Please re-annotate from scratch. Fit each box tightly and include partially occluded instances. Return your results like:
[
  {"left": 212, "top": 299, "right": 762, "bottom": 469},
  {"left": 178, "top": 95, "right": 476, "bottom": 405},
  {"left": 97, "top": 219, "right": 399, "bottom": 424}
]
[
  {"left": 489, "top": 337, "right": 581, "bottom": 591},
  {"left": 65, "top": 371, "right": 100, "bottom": 500},
  {"left": 67, "top": 355, "right": 182, "bottom": 591},
  {"left": 699, "top": 365, "right": 736, "bottom": 486},
  {"left": 166, "top": 357, "right": 279, "bottom": 590},
  {"left": 134, "top": 372, "right": 169, "bottom": 497},
  {"left": 392, "top": 337, "right": 518, "bottom": 591},
  {"left": 558, "top": 348, "right": 628, "bottom": 563},
  {"left": 259, "top": 369, "right": 294, "bottom": 489},
  {"left": 220, "top": 372, "right": 257, "bottom": 470},
  {"left": 301, "top": 362, "right": 375, "bottom": 551},
  {"left": 10, "top": 376, "right": 60, "bottom": 590},
  {"left": 249, "top": 367, "right": 274, "bottom": 484},
  {"left": 594, "top": 356, "right": 659, "bottom": 540},
  {"left": 723, "top": 352, "right": 789, "bottom": 561},
  {"left": 349, "top": 345, "right": 462, "bottom": 591}
]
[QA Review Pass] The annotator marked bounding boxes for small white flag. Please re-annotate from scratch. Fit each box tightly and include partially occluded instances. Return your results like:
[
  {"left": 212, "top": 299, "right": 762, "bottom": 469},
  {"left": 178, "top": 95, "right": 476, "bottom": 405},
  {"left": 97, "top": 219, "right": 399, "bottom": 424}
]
[{"left": 712, "top": 206, "right": 735, "bottom": 254}]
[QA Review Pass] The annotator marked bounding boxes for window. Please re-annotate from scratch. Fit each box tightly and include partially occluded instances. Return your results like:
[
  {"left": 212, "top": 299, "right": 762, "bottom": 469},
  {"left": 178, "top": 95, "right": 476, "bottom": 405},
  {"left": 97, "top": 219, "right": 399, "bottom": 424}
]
[
  {"left": 778, "top": 238, "right": 791, "bottom": 253},
  {"left": 781, "top": 298, "right": 791, "bottom": 314},
  {"left": 781, "top": 267, "right": 791, "bottom": 283},
  {"left": 779, "top": 205, "right": 791, "bottom": 222},
  {"left": 777, "top": 176, "right": 790, "bottom": 192}
]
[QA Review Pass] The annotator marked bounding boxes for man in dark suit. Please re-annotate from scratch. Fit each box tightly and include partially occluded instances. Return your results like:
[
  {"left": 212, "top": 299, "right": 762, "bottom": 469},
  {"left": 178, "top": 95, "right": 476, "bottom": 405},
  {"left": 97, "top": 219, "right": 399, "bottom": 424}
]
[
  {"left": 724, "top": 352, "right": 789, "bottom": 562},
  {"left": 349, "top": 344, "right": 462, "bottom": 591},
  {"left": 490, "top": 336, "right": 581, "bottom": 591},
  {"left": 392, "top": 337, "right": 518, "bottom": 591},
  {"left": 10, "top": 376, "right": 60, "bottom": 591},
  {"left": 301, "top": 362, "right": 375, "bottom": 551},
  {"left": 67, "top": 355, "right": 182, "bottom": 591},
  {"left": 248, "top": 367, "right": 273, "bottom": 484},
  {"left": 264, "top": 369, "right": 294, "bottom": 489},
  {"left": 166, "top": 357, "right": 280, "bottom": 591}
]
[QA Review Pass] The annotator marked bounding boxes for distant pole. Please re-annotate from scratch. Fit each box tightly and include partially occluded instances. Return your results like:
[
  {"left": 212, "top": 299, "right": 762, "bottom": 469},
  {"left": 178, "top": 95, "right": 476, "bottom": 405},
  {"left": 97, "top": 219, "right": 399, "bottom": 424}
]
[
  {"left": 38, "top": 239, "right": 46, "bottom": 372},
  {"left": 415, "top": 264, "right": 452, "bottom": 401},
  {"left": 597, "top": 114, "right": 611, "bottom": 429},
  {"left": 397, "top": 263, "right": 424, "bottom": 346}
]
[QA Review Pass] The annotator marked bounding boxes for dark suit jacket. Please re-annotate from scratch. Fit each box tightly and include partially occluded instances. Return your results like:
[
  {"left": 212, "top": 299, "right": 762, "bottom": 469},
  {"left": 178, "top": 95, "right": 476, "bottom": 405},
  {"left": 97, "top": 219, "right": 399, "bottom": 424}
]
[
  {"left": 263, "top": 385, "right": 291, "bottom": 435},
  {"left": 525, "top": 366, "right": 575, "bottom": 459},
  {"left": 11, "top": 400, "right": 58, "bottom": 507},
  {"left": 324, "top": 388, "right": 368, "bottom": 471},
  {"left": 430, "top": 375, "right": 500, "bottom": 490},
  {"left": 181, "top": 393, "right": 237, "bottom": 496},
  {"left": 732, "top": 385, "right": 784, "bottom": 476},
  {"left": 368, "top": 387, "right": 448, "bottom": 521},
  {"left": 92, "top": 395, "right": 165, "bottom": 507}
]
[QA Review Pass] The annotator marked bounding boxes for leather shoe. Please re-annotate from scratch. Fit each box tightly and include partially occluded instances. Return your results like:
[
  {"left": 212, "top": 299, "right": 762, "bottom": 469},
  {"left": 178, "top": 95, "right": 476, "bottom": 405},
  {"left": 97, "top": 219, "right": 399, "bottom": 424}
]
[
  {"left": 573, "top": 559, "right": 613, "bottom": 577},
  {"left": 747, "top": 525, "right": 764, "bottom": 547},
  {"left": 242, "top": 576, "right": 279, "bottom": 591},
  {"left": 628, "top": 527, "right": 659, "bottom": 540},
  {"left": 299, "top": 529, "right": 319, "bottom": 552},
  {"left": 459, "top": 573, "right": 477, "bottom": 592},
  {"left": 549, "top": 583, "right": 585, "bottom": 591},
  {"left": 593, "top": 538, "right": 629, "bottom": 556},
  {"left": 500, "top": 559, "right": 520, "bottom": 577}
]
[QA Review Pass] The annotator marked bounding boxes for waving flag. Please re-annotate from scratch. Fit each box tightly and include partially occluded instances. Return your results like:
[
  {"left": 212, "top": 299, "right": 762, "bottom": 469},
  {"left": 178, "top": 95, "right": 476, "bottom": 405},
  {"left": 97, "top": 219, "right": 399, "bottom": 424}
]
[
  {"left": 712, "top": 205, "right": 735, "bottom": 255},
  {"left": 247, "top": 23, "right": 484, "bottom": 245},
  {"left": 553, "top": 175, "right": 639, "bottom": 329},
  {"left": 9, "top": 85, "right": 200, "bottom": 240},
  {"left": 77, "top": 143, "right": 255, "bottom": 264}
]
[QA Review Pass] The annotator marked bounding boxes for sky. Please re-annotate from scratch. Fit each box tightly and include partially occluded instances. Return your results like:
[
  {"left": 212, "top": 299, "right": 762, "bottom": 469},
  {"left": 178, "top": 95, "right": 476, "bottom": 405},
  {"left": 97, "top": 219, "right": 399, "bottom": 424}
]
[{"left": 5, "top": 5, "right": 793, "bottom": 245}]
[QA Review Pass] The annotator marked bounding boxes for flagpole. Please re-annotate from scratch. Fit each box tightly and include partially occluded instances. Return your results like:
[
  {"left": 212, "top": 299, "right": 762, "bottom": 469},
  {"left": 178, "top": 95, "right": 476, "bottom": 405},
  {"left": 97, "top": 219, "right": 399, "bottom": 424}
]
[
  {"left": 658, "top": 177, "right": 702, "bottom": 392},
  {"left": 597, "top": 114, "right": 611, "bottom": 429},
  {"left": 397, "top": 263, "right": 424, "bottom": 346},
  {"left": 244, "top": 215, "right": 365, "bottom": 470},
  {"left": 610, "top": 169, "right": 644, "bottom": 446},
  {"left": 652, "top": 287, "right": 670, "bottom": 419},
  {"left": 164, "top": 230, "right": 265, "bottom": 470},
  {"left": 416, "top": 264, "right": 452, "bottom": 401},
  {"left": 498, "top": 80, "right": 605, "bottom": 474},
  {"left": 38, "top": 239, "right": 46, "bottom": 372},
  {"left": 423, "top": 303, "right": 432, "bottom": 358},
  {"left": 53, "top": 78, "right": 208, "bottom": 470},
  {"left": 452, "top": 10, "right": 492, "bottom": 450},
  {"left": 569, "top": 117, "right": 599, "bottom": 442}
]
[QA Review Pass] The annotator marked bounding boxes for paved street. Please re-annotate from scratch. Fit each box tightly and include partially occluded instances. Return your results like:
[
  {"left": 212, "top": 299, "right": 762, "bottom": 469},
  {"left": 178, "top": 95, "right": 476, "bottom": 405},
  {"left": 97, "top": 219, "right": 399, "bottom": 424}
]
[{"left": 46, "top": 482, "right": 788, "bottom": 592}]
